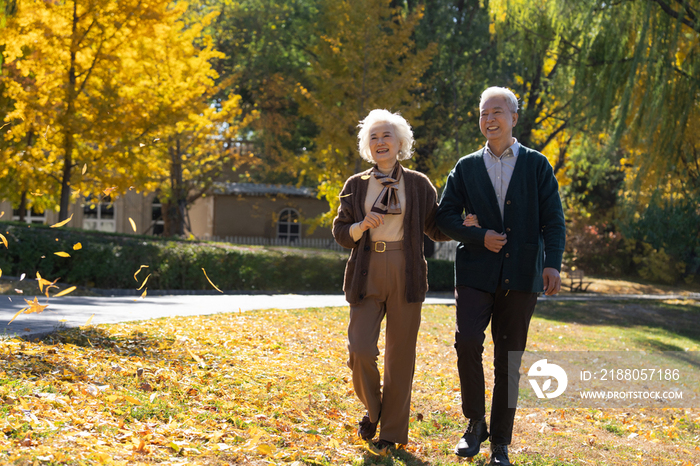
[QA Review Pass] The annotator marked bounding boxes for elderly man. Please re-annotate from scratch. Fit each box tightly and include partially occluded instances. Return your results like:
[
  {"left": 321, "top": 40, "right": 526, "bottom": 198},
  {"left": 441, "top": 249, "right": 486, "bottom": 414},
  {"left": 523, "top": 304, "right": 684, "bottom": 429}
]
[{"left": 436, "top": 87, "right": 566, "bottom": 465}]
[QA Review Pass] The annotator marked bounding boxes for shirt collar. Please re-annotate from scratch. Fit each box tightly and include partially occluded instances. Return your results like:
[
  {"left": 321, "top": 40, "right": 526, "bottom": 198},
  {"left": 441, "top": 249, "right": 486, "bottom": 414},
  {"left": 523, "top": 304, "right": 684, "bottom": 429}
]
[{"left": 485, "top": 138, "right": 520, "bottom": 160}]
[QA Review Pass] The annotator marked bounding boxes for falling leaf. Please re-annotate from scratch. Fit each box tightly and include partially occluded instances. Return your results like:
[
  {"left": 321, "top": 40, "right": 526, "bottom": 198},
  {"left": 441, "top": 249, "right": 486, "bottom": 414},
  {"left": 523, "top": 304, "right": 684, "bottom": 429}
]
[
  {"left": 140, "top": 288, "right": 147, "bottom": 299},
  {"left": 50, "top": 214, "right": 73, "bottom": 228},
  {"left": 137, "top": 274, "right": 151, "bottom": 291},
  {"left": 14, "top": 289, "right": 23, "bottom": 294},
  {"left": 53, "top": 286, "right": 77, "bottom": 297},
  {"left": 153, "top": 138, "right": 160, "bottom": 142},
  {"left": 0, "top": 233, "right": 7, "bottom": 248},
  {"left": 201, "top": 268, "right": 223, "bottom": 293},
  {"left": 84, "top": 314, "right": 95, "bottom": 326},
  {"left": 339, "top": 193, "right": 353, "bottom": 198},
  {"left": 103, "top": 187, "right": 116, "bottom": 196},
  {"left": 23, "top": 297, "right": 49, "bottom": 314},
  {"left": 360, "top": 175, "right": 371, "bottom": 180},
  {"left": 82, "top": 163, "right": 87, "bottom": 175},
  {"left": 20, "top": 273, "right": 25, "bottom": 281},
  {"left": 139, "top": 143, "right": 145, "bottom": 147},
  {"left": 73, "top": 243, "right": 82, "bottom": 250},
  {"left": 36, "top": 272, "right": 53, "bottom": 293},
  {"left": 30, "top": 191, "right": 43, "bottom": 196},
  {"left": 54, "top": 252, "right": 71, "bottom": 258},
  {"left": 0, "top": 269, "right": 2, "bottom": 278},
  {"left": 128, "top": 217, "right": 137, "bottom": 232},
  {"left": 133, "top": 265, "right": 149, "bottom": 282},
  {"left": 8, "top": 307, "right": 28, "bottom": 324},
  {"left": 0, "top": 211, "right": 3, "bottom": 218}
]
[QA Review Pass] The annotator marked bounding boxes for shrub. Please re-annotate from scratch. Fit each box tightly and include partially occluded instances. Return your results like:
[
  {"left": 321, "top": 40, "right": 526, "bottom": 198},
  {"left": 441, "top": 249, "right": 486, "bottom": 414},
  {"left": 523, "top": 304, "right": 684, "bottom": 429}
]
[{"left": 0, "top": 221, "right": 455, "bottom": 292}]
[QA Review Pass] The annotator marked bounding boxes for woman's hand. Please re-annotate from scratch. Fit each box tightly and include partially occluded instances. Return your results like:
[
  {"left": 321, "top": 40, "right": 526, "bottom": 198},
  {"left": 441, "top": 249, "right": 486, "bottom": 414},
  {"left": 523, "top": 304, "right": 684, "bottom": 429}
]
[
  {"left": 462, "top": 213, "right": 481, "bottom": 228},
  {"left": 360, "top": 212, "right": 385, "bottom": 231}
]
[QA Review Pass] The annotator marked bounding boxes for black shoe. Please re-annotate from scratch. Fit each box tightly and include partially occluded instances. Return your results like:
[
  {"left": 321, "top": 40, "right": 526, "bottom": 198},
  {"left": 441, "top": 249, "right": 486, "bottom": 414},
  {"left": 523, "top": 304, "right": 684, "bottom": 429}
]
[
  {"left": 358, "top": 414, "right": 379, "bottom": 440},
  {"left": 455, "top": 417, "right": 489, "bottom": 458},
  {"left": 489, "top": 443, "right": 511, "bottom": 465},
  {"left": 374, "top": 439, "right": 395, "bottom": 451}
]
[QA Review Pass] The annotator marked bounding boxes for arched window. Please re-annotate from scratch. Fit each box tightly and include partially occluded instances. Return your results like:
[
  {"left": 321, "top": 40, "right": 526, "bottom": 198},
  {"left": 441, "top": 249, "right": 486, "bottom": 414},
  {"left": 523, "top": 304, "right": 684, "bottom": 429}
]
[{"left": 277, "top": 208, "right": 300, "bottom": 243}]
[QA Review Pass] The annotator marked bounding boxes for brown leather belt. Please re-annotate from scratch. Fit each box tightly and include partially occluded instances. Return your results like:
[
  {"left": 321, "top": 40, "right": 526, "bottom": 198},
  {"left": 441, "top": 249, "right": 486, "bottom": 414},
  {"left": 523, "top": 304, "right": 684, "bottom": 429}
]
[{"left": 370, "top": 241, "right": 403, "bottom": 253}]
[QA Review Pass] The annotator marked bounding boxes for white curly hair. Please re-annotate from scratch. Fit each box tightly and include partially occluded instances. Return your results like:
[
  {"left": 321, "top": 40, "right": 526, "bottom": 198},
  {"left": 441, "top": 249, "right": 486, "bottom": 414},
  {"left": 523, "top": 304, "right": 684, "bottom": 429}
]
[{"left": 357, "top": 109, "right": 414, "bottom": 163}]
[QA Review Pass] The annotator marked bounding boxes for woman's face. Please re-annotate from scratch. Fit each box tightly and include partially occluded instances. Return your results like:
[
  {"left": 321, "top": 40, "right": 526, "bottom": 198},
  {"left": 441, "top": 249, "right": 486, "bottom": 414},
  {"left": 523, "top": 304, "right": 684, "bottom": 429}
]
[{"left": 369, "top": 122, "right": 401, "bottom": 168}]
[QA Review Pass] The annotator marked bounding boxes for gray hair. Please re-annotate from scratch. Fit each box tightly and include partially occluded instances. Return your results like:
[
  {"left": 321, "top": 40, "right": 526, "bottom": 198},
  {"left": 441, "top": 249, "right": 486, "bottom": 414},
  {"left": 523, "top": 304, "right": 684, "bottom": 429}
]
[
  {"left": 480, "top": 87, "right": 519, "bottom": 113},
  {"left": 357, "top": 109, "right": 414, "bottom": 163}
]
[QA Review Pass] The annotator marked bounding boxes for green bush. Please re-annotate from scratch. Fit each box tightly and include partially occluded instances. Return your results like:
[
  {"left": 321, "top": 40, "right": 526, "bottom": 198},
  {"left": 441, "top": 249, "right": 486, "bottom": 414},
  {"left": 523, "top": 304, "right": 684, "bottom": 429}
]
[{"left": 0, "top": 221, "right": 455, "bottom": 293}]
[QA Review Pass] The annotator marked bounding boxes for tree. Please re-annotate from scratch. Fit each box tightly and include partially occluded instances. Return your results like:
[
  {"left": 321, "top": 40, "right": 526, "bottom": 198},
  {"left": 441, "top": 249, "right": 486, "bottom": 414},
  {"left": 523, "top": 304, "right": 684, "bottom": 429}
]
[
  {"left": 294, "top": 0, "right": 435, "bottom": 224},
  {"left": 407, "top": 0, "right": 495, "bottom": 182},
  {"left": 1, "top": 1, "right": 248, "bottom": 236},
  {"left": 0, "top": 0, "right": 173, "bottom": 221},
  {"left": 208, "top": 0, "right": 320, "bottom": 186}
]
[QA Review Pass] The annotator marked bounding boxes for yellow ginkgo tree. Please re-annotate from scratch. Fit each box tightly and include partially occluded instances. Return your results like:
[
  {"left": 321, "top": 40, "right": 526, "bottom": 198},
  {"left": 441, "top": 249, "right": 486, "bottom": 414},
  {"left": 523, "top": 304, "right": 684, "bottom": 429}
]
[{"left": 1, "top": 0, "right": 248, "bottom": 234}]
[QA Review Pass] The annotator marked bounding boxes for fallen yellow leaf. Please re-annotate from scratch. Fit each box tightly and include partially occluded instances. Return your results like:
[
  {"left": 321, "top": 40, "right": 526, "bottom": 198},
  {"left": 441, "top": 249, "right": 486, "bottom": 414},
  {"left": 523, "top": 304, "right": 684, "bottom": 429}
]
[
  {"left": 53, "top": 286, "right": 77, "bottom": 297},
  {"left": 54, "top": 251, "right": 70, "bottom": 258},
  {"left": 73, "top": 243, "right": 82, "bottom": 250},
  {"left": 50, "top": 214, "right": 73, "bottom": 228},
  {"left": 124, "top": 395, "right": 142, "bottom": 405},
  {"left": 202, "top": 268, "right": 223, "bottom": 293}
]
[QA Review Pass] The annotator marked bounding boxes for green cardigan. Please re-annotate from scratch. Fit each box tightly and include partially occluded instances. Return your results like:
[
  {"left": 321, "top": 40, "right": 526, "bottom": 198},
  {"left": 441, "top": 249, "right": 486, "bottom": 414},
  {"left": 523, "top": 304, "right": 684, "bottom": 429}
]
[{"left": 436, "top": 145, "right": 566, "bottom": 294}]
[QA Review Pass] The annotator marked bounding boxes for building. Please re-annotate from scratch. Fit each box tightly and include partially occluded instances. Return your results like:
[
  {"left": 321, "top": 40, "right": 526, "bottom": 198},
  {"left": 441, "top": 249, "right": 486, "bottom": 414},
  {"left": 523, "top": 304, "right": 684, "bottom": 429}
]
[{"left": 0, "top": 182, "right": 336, "bottom": 246}]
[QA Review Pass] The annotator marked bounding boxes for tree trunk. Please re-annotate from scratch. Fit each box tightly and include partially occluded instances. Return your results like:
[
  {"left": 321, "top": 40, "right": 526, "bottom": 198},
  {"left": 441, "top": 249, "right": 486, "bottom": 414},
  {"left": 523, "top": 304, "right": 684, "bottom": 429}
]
[
  {"left": 18, "top": 190, "right": 27, "bottom": 222},
  {"left": 58, "top": 0, "right": 78, "bottom": 221},
  {"left": 163, "top": 138, "right": 186, "bottom": 237}
]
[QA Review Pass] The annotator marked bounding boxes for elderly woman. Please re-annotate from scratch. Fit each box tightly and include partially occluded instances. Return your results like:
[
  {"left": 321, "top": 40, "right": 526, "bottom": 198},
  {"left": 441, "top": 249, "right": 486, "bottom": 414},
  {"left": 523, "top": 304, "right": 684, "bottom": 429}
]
[{"left": 332, "top": 109, "right": 450, "bottom": 450}]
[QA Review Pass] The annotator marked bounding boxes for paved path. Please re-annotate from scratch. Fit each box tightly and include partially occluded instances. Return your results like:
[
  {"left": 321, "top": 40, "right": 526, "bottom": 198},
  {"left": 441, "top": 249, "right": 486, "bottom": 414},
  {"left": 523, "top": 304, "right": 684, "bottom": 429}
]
[{"left": 1, "top": 292, "right": 698, "bottom": 340}]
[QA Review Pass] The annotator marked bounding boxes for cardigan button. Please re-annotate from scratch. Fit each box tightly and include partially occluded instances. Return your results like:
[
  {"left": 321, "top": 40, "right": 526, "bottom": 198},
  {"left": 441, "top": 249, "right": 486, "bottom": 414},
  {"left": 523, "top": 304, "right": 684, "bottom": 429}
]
[
  {"left": 364, "top": 246, "right": 370, "bottom": 251},
  {"left": 506, "top": 227, "right": 511, "bottom": 232},
  {"left": 505, "top": 253, "right": 510, "bottom": 258},
  {"left": 361, "top": 270, "right": 368, "bottom": 276},
  {"left": 504, "top": 278, "right": 510, "bottom": 284},
  {"left": 506, "top": 200, "right": 511, "bottom": 205}
]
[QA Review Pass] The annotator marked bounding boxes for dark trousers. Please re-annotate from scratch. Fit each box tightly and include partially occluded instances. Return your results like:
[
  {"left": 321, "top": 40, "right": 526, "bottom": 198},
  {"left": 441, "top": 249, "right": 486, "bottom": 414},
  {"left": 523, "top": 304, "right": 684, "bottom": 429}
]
[{"left": 454, "top": 285, "right": 537, "bottom": 445}]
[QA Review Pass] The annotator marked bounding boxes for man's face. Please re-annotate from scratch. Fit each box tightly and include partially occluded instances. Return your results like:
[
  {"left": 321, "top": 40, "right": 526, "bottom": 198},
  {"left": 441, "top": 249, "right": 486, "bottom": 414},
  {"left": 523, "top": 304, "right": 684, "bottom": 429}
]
[{"left": 479, "top": 95, "right": 518, "bottom": 147}]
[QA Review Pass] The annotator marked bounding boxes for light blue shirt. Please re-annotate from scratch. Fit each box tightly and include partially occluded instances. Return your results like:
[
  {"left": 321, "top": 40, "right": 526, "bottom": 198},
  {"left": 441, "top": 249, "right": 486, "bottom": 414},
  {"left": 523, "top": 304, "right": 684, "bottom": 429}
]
[{"left": 483, "top": 138, "right": 519, "bottom": 220}]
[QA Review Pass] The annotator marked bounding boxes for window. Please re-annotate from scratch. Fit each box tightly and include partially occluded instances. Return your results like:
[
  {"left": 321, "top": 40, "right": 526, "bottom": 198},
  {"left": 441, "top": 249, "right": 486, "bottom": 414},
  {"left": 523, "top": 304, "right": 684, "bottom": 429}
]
[
  {"left": 152, "top": 197, "right": 164, "bottom": 235},
  {"left": 82, "top": 196, "right": 116, "bottom": 232},
  {"left": 12, "top": 206, "right": 47, "bottom": 224},
  {"left": 277, "top": 208, "right": 300, "bottom": 242}
]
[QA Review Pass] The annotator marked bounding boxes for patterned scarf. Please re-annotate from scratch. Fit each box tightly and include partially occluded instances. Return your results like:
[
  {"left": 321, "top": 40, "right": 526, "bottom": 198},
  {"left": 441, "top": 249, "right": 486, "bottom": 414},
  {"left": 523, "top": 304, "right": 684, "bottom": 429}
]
[{"left": 370, "top": 163, "right": 402, "bottom": 215}]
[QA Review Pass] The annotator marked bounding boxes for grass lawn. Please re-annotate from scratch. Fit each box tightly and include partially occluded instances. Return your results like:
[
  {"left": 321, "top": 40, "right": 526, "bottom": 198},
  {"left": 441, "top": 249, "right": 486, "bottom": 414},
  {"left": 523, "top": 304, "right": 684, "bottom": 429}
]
[{"left": 1, "top": 298, "right": 699, "bottom": 465}]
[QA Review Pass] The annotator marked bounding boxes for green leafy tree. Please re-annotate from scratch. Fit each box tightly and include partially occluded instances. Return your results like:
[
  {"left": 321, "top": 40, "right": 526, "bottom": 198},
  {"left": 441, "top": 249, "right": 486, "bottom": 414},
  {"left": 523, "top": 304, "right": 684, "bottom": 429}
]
[{"left": 294, "top": 0, "right": 435, "bottom": 224}]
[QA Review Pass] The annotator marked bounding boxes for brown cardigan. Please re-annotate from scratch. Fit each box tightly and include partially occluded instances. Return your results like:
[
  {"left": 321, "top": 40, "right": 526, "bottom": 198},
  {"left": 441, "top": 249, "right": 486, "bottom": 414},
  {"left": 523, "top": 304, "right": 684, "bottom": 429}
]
[{"left": 332, "top": 165, "right": 451, "bottom": 304}]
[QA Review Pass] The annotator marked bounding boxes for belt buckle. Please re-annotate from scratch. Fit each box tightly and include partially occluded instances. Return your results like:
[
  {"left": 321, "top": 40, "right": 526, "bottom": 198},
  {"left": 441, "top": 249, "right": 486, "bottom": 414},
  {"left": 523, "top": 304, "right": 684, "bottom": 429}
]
[{"left": 374, "top": 241, "right": 386, "bottom": 253}]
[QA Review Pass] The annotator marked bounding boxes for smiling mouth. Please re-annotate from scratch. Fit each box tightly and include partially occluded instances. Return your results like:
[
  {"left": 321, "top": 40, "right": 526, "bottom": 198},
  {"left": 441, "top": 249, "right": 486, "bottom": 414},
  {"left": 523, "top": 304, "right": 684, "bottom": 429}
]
[
  {"left": 376, "top": 148, "right": 389, "bottom": 154},
  {"left": 487, "top": 126, "right": 499, "bottom": 131}
]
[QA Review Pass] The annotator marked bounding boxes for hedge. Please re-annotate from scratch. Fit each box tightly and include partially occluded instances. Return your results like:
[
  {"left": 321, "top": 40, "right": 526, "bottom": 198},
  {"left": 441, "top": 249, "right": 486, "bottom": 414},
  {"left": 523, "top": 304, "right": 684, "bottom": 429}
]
[{"left": 0, "top": 221, "right": 455, "bottom": 293}]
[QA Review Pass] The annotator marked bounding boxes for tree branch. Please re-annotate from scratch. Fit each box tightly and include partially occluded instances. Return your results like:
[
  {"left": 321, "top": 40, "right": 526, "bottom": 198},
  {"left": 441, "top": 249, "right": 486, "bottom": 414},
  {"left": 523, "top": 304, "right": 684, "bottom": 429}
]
[{"left": 650, "top": 0, "right": 700, "bottom": 33}]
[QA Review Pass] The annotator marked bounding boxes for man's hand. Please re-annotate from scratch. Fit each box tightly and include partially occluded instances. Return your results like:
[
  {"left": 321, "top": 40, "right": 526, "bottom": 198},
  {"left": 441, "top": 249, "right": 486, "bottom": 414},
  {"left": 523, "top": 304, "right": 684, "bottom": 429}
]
[
  {"left": 484, "top": 230, "right": 507, "bottom": 253},
  {"left": 543, "top": 267, "right": 561, "bottom": 296},
  {"left": 360, "top": 212, "right": 385, "bottom": 231}
]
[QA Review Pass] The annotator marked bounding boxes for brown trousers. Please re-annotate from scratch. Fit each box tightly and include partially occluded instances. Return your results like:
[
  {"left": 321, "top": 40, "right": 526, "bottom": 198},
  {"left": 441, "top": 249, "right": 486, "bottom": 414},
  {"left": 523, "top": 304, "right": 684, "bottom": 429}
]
[{"left": 347, "top": 247, "right": 422, "bottom": 445}]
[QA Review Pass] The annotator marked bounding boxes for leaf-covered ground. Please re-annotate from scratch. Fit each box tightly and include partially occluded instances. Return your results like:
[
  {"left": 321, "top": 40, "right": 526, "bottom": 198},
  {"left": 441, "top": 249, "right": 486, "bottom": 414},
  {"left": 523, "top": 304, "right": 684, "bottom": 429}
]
[{"left": 1, "top": 300, "right": 699, "bottom": 465}]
